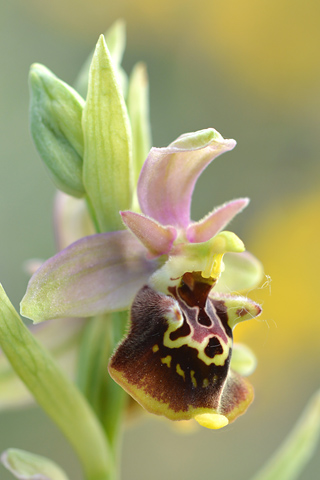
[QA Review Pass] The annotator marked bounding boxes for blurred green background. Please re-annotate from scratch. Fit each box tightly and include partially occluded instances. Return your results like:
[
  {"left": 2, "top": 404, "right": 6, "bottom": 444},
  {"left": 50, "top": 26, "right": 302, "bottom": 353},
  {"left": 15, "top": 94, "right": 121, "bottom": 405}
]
[{"left": 1, "top": 0, "right": 320, "bottom": 478}]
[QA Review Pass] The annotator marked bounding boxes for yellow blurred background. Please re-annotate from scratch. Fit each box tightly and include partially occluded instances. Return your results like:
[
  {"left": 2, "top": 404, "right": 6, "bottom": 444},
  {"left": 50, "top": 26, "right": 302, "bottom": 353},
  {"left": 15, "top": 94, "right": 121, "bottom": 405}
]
[{"left": 1, "top": 0, "right": 319, "bottom": 479}]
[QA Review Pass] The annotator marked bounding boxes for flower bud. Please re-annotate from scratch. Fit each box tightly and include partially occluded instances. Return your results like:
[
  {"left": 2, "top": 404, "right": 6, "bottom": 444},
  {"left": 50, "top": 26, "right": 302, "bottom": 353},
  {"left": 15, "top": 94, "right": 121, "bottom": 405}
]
[{"left": 29, "top": 64, "right": 85, "bottom": 197}]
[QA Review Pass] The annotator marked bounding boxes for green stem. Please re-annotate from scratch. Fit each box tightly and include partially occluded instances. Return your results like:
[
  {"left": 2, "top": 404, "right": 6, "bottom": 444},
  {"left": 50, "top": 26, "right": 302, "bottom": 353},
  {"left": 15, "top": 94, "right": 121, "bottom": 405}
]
[
  {"left": 0, "top": 285, "right": 114, "bottom": 480},
  {"left": 102, "top": 312, "right": 128, "bottom": 454},
  {"left": 76, "top": 311, "right": 129, "bottom": 479}
]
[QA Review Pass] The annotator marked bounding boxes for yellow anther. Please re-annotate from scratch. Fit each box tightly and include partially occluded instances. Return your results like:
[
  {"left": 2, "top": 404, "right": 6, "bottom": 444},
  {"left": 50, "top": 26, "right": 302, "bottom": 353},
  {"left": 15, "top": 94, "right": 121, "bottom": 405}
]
[
  {"left": 194, "top": 413, "right": 229, "bottom": 429},
  {"left": 202, "top": 253, "right": 225, "bottom": 279},
  {"left": 201, "top": 231, "right": 245, "bottom": 280}
]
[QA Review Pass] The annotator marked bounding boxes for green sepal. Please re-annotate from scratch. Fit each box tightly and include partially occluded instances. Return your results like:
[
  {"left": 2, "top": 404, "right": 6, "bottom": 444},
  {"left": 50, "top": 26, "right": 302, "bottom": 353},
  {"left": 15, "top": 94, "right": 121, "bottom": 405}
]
[
  {"left": 127, "top": 62, "right": 152, "bottom": 190},
  {"left": 251, "top": 389, "right": 320, "bottom": 480},
  {"left": 29, "top": 64, "right": 85, "bottom": 197},
  {"left": 0, "top": 285, "right": 113, "bottom": 480},
  {"left": 74, "top": 20, "right": 128, "bottom": 100},
  {"left": 82, "top": 35, "right": 133, "bottom": 232},
  {"left": 1, "top": 448, "right": 69, "bottom": 480}
]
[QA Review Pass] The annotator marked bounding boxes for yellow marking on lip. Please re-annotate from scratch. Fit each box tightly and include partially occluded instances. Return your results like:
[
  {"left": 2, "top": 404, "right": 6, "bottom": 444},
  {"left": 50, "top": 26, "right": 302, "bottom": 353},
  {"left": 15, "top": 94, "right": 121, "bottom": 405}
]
[
  {"left": 203, "top": 378, "right": 209, "bottom": 388},
  {"left": 190, "top": 370, "right": 197, "bottom": 388},
  {"left": 176, "top": 363, "right": 185, "bottom": 380},
  {"left": 152, "top": 344, "right": 159, "bottom": 353},
  {"left": 161, "top": 355, "right": 172, "bottom": 368}
]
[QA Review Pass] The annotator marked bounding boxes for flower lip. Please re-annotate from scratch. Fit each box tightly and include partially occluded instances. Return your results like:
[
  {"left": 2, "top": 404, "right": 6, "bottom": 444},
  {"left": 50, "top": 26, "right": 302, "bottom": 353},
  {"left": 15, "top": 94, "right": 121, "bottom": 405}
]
[{"left": 109, "top": 270, "right": 259, "bottom": 425}]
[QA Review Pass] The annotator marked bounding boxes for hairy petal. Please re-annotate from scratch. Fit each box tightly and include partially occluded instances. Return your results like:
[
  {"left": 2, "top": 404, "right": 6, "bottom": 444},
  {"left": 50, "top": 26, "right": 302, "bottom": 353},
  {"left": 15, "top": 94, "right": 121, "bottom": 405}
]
[
  {"left": 138, "top": 128, "right": 236, "bottom": 228},
  {"left": 186, "top": 198, "right": 249, "bottom": 243},
  {"left": 21, "top": 231, "right": 157, "bottom": 322},
  {"left": 121, "top": 211, "right": 177, "bottom": 258},
  {"left": 216, "top": 251, "right": 264, "bottom": 294}
]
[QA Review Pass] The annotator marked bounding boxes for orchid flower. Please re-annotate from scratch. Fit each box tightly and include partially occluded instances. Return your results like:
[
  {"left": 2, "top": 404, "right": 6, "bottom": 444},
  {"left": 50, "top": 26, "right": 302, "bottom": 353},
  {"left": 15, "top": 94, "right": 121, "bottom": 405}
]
[{"left": 20, "top": 127, "right": 263, "bottom": 429}]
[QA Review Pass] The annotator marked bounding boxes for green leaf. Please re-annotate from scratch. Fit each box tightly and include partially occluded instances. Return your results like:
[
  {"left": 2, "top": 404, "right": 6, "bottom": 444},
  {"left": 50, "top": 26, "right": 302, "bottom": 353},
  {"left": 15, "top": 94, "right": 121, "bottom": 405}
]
[
  {"left": 127, "top": 63, "right": 152, "bottom": 191},
  {"left": 0, "top": 285, "right": 113, "bottom": 480},
  {"left": 1, "top": 448, "right": 69, "bottom": 480},
  {"left": 29, "top": 64, "right": 85, "bottom": 197},
  {"left": 251, "top": 389, "right": 320, "bottom": 480},
  {"left": 82, "top": 35, "right": 133, "bottom": 232}
]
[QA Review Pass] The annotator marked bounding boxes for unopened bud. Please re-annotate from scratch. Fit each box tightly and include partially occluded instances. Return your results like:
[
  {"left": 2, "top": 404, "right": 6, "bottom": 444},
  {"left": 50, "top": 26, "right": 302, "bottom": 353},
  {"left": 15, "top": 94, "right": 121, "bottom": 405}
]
[{"left": 29, "top": 63, "right": 85, "bottom": 197}]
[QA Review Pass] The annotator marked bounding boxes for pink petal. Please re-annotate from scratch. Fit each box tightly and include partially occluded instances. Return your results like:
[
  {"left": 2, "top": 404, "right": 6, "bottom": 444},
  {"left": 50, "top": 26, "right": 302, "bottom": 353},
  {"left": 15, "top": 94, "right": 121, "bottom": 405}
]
[
  {"left": 121, "top": 211, "right": 177, "bottom": 258},
  {"left": 138, "top": 129, "right": 236, "bottom": 228},
  {"left": 20, "top": 231, "right": 157, "bottom": 322},
  {"left": 186, "top": 198, "right": 249, "bottom": 243}
]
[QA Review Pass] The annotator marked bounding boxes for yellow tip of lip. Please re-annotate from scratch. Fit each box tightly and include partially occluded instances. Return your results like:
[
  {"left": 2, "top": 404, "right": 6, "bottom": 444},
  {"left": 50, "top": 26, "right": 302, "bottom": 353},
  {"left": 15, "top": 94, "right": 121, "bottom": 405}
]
[{"left": 194, "top": 413, "right": 229, "bottom": 430}]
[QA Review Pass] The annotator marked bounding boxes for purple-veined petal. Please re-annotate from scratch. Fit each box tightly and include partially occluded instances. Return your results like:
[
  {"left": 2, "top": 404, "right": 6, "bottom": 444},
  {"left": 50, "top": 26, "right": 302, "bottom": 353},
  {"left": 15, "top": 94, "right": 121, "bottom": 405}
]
[
  {"left": 20, "top": 231, "right": 157, "bottom": 322},
  {"left": 121, "top": 211, "right": 177, "bottom": 258},
  {"left": 215, "top": 251, "right": 264, "bottom": 294},
  {"left": 186, "top": 198, "right": 249, "bottom": 243},
  {"left": 138, "top": 128, "right": 236, "bottom": 228}
]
